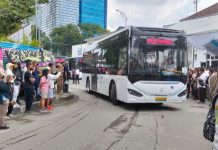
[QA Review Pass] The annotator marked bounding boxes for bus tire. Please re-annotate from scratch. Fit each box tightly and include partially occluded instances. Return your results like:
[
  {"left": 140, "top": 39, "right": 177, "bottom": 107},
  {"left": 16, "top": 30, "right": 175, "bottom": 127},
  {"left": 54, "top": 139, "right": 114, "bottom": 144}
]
[
  {"left": 156, "top": 103, "right": 163, "bottom": 106},
  {"left": 86, "top": 79, "right": 92, "bottom": 94},
  {"left": 110, "top": 83, "right": 119, "bottom": 105}
]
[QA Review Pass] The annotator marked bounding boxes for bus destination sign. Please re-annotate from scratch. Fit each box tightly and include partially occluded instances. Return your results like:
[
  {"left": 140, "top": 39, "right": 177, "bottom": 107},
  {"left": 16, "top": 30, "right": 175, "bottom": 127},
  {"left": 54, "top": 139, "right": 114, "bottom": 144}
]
[{"left": 146, "top": 38, "right": 175, "bottom": 46}]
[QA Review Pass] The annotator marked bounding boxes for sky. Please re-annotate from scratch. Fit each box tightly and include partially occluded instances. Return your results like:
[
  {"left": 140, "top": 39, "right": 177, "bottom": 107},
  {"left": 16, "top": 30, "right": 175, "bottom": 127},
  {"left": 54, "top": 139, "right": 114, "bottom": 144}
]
[{"left": 107, "top": 0, "right": 218, "bottom": 31}]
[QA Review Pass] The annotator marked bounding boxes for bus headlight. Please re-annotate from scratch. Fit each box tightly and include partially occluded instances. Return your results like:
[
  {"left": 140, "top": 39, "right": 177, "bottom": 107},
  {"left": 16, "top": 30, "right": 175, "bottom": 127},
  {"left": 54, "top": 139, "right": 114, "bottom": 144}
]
[
  {"left": 178, "top": 90, "right": 187, "bottom": 97},
  {"left": 128, "top": 89, "right": 143, "bottom": 97}
]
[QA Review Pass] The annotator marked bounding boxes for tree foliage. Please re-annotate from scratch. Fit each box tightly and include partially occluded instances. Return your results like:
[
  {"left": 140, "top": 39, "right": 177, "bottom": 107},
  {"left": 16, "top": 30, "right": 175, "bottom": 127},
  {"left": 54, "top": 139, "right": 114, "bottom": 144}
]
[
  {"left": 79, "top": 23, "right": 109, "bottom": 39},
  {"left": 42, "top": 24, "right": 82, "bottom": 56},
  {"left": 0, "top": 0, "right": 49, "bottom": 35},
  {"left": 41, "top": 23, "right": 109, "bottom": 56}
]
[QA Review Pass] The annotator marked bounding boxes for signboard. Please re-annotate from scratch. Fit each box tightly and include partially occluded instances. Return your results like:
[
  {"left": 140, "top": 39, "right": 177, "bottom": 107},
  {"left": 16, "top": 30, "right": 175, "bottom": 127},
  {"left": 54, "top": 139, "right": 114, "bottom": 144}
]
[
  {"left": 146, "top": 38, "right": 175, "bottom": 46},
  {"left": 5, "top": 49, "right": 53, "bottom": 62},
  {"left": 72, "top": 44, "right": 89, "bottom": 58}
]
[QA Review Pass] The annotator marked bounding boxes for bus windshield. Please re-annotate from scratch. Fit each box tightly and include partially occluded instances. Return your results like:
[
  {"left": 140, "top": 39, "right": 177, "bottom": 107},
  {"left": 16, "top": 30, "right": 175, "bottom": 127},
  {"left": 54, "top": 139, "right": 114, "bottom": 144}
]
[{"left": 129, "top": 36, "right": 188, "bottom": 83}]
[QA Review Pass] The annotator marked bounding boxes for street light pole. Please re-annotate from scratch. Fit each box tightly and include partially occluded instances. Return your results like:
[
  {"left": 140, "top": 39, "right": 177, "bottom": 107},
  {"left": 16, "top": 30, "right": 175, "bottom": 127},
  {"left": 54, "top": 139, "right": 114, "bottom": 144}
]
[
  {"left": 116, "top": 9, "right": 128, "bottom": 27},
  {"left": 194, "top": 0, "right": 200, "bottom": 13},
  {"left": 35, "top": 0, "right": 38, "bottom": 41},
  {"left": 76, "top": 25, "right": 83, "bottom": 67}
]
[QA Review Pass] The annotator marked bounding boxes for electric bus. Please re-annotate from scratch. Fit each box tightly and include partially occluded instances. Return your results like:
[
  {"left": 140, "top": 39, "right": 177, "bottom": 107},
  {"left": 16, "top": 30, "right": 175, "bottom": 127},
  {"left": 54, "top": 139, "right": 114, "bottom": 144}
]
[{"left": 82, "top": 26, "right": 188, "bottom": 105}]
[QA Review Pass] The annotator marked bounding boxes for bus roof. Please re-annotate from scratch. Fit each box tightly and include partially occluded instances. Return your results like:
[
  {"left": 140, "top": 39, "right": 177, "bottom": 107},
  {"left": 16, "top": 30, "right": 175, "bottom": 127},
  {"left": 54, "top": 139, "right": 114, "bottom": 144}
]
[{"left": 84, "top": 26, "right": 186, "bottom": 53}]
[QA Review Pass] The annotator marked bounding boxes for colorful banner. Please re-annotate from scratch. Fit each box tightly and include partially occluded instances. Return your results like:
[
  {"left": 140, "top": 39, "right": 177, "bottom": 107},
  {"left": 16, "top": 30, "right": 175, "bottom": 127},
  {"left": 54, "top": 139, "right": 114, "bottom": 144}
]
[{"left": 4, "top": 49, "right": 53, "bottom": 62}]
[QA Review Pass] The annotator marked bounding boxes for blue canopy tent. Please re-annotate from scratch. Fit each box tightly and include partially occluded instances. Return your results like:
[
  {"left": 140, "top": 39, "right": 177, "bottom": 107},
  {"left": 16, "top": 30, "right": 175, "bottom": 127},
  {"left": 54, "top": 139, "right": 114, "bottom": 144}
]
[
  {"left": 0, "top": 42, "right": 40, "bottom": 67},
  {"left": 0, "top": 42, "right": 39, "bottom": 51}
]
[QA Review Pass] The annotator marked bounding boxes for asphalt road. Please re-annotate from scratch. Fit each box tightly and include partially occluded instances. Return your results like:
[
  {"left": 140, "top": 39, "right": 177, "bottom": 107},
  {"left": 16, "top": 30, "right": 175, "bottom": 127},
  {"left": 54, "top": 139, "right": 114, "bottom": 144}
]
[{"left": 0, "top": 85, "right": 212, "bottom": 150}]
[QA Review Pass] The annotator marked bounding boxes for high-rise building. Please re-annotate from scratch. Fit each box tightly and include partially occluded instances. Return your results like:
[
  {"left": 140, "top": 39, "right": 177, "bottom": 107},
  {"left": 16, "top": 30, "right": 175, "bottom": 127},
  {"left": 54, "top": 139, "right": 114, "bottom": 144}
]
[
  {"left": 41, "top": 0, "right": 107, "bottom": 35},
  {"left": 79, "top": 0, "right": 107, "bottom": 29},
  {"left": 41, "top": 0, "right": 80, "bottom": 35}
]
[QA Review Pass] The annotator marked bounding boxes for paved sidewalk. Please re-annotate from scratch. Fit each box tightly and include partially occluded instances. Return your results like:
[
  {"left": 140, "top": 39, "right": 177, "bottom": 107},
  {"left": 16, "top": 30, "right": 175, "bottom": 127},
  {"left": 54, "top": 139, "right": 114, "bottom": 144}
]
[{"left": 12, "top": 89, "right": 75, "bottom": 115}]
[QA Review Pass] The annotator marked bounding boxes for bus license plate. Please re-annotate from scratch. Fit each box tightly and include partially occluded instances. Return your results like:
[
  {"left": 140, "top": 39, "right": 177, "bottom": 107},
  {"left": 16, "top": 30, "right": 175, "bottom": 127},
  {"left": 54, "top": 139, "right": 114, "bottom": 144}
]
[{"left": 155, "top": 97, "right": 167, "bottom": 101}]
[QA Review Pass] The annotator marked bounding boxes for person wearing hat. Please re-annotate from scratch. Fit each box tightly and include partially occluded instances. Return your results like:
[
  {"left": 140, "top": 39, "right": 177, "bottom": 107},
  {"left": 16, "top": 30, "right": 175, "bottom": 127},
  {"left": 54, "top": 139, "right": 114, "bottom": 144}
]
[
  {"left": 0, "top": 72, "right": 10, "bottom": 129},
  {"left": 56, "top": 63, "right": 64, "bottom": 95}
]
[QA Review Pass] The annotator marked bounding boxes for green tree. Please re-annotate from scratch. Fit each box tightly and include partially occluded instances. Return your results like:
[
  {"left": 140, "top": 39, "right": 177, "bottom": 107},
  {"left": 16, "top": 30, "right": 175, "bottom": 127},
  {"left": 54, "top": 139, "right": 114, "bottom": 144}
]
[
  {"left": 79, "top": 23, "right": 109, "bottom": 39},
  {"left": 41, "top": 24, "right": 82, "bottom": 56},
  {"left": 0, "top": 0, "right": 49, "bottom": 35}
]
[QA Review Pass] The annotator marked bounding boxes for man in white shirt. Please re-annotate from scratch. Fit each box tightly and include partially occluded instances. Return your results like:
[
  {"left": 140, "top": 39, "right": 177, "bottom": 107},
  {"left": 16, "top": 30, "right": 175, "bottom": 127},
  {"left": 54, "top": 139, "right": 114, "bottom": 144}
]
[
  {"left": 75, "top": 68, "right": 80, "bottom": 84},
  {"left": 47, "top": 68, "right": 62, "bottom": 110},
  {"left": 197, "top": 68, "right": 207, "bottom": 103}
]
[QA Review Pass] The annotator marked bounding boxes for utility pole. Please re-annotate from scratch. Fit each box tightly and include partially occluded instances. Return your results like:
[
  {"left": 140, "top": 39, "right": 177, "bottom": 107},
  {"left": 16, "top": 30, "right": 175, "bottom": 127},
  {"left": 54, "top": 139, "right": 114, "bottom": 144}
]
[
  {"left": 35, "top": 0, "right": 38, "bottom": 41},
  {"left": 194, "top": 0, "right": 200, "bottom": 13}
]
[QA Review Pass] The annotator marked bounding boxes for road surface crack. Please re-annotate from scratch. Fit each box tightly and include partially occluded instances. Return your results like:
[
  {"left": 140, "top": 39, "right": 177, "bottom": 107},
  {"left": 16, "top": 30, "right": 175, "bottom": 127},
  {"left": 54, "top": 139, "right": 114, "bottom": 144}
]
[
  {"left": 152, "top": 111, "right": 159, "bottom": 150},
  {"left": 105, "top": 108, "right": 139, "bottom": 150}
]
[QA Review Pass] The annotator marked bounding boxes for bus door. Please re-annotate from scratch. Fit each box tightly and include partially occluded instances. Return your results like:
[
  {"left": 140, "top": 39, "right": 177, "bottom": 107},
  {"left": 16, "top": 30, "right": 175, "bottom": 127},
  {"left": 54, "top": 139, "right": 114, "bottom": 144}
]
[
  {"left": 91, "top": 53, "right": 98, "bottom": 91},
  {"left": 91, "top": 73, "right": 97, "bottom": 91}
]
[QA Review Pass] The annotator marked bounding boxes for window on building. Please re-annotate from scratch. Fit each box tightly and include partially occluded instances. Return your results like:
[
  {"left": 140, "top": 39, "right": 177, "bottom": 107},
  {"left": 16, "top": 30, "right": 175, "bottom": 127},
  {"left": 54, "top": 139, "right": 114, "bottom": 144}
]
[{"left": 207, "top": 54, "right": 210, "bottom": 59}]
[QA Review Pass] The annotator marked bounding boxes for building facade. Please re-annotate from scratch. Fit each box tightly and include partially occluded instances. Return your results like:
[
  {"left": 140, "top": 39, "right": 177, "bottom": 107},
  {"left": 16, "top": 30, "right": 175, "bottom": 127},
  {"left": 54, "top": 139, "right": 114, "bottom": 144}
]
[
  {"left": 79, "top": 0, "right": 107, "bottom": 29},
  {"left": 41, "top": 0, "right": 107, "bottom": 35},
  {"left": 41, "top": 0, "right": 80, "bottom": 35}
]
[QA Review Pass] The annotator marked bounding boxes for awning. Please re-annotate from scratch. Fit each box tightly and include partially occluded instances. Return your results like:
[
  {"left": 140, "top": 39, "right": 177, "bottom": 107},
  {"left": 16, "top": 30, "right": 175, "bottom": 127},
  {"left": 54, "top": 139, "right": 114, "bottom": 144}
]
[
  {"left": 187, "top": 32, "right": 218, "bottom": 54},
  {"left": 0, "top": 42, "right": 39, "bottom": 51},
  {"left": 167, "top": 14, "right": 218, "bottom": 54}
]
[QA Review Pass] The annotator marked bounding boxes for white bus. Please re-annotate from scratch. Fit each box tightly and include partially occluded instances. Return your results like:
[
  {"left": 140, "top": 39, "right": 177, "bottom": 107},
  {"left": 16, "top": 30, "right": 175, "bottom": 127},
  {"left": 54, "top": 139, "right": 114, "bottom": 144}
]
[{"left": 82, "top": 26, "right": 188, "bottom": 105}]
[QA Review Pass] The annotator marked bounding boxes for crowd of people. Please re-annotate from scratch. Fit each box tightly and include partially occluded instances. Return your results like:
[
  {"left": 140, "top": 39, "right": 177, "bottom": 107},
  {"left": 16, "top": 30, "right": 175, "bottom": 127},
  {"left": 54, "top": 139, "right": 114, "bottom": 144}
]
[
  {"left": 187, "top": 67, "right": 218, "bottom": 104},
  {"left": 0, "top": 59, "right": 80, "bottom": 130}
]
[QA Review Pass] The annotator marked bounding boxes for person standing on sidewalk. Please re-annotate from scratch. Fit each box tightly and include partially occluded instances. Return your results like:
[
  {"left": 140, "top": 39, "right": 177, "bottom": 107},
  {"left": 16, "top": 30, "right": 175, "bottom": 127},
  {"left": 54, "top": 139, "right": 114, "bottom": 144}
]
[
  {"left": 186, "top": 69, "right": 193, "bottom": 98},
  {"left": 0, "top": 72, "right": 10, "bottom": 129},
  {"left": 39, "top": 69, "right": 49, "bottom": 112},
  {"left": 6, "top": 75, "right": 14, "bottom": 117},
  {"left": 12, "top": 62, "right": 22, "bottom": 106},
  {"left": 63, "top": 62, "right": 69, "bottom": 93},
  {"left": 47, "top": 68, "right": 62, "bottom": 111},
  {"left": 213, "top": 94, "right": 218, "bottom": 150},
  {"left": 24, "top": 63, "right": 35, "bottom": 112},
  {"left": 32, "top": 61, "right": 40, "bottom": 101},
  {"left": 56, "top": 64, "right": 63, "bottom": 95},
  {"left": 197, "top": 68, "right": 207, "bottom": 103},
  {"left": 75, "top": 68, "right": 80, "bottom": 84}
]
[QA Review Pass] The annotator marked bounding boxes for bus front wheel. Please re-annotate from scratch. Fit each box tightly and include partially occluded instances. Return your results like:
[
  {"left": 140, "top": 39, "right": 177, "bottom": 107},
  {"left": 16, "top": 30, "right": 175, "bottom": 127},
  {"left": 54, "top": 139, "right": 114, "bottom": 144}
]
[{"left": 110, "top": 83, "right": 119, "bottom": 105}]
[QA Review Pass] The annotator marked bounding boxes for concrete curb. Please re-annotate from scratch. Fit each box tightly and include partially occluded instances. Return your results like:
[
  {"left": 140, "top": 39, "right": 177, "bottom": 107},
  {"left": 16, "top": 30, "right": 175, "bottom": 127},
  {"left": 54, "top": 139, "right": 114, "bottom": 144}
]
[{"left": 12, "top": 93, "right": 75, "bottom": 115}]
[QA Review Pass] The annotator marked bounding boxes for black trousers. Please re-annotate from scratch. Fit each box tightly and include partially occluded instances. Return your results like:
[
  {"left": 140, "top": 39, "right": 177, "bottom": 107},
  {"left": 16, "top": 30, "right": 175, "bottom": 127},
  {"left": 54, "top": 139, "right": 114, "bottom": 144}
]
[
  {"left": 199, "top": 87, "right": 206, "bottom": 103},
  {"left": 187, "top": 83, "right": 191, "bottom": 98},
  {"left": 76, "top": 75, "right": 79, "bottom": 84},
  {"left": 72, "top": 75, "right": 75, "bottom": 83},
  {"left": 7, "top": 102, "right": 13, "bottom": 115},
  {"left": 25, "top": 88, "right": 34, "bottom": 111},
  {"left": 63, "top": 83, "right": 69, "bottom": 93}
]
